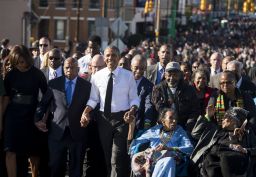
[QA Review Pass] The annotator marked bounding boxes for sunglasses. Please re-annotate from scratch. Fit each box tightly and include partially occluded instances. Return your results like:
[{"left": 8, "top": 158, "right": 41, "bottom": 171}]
[
  {"left": 220, "top": 81, "right": 234, "bottom": 85},
  {"left": 39, "top": 44, "right": 48, "bottom": 47},
  {"left": 49, "top": 56, "right": 60, "bottom": 60}
]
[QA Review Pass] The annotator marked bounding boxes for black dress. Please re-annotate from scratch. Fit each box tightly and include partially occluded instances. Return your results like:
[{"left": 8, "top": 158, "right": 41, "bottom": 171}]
[{"left": 3, "top": 66, "right": 47, "bottom": 155}]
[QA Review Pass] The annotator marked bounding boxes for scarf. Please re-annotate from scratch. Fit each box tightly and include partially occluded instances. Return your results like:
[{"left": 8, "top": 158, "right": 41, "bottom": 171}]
[{"left": 215, "top": 93, "right": 244, "bottom": 125}]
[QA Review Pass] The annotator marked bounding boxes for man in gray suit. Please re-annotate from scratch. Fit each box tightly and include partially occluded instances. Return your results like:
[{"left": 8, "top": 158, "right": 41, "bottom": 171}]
[
  {"left": 41, "top": 48, "right": 63, "bottom": 82},
  {"left": 145, "top": 44, "right": 172, "bottom": 85},
  {"left": 35, "top": 58, "right": 91, "bottom": 177},
  {"left": 209, "top": 56, "right": 234, "bottom": 89}
]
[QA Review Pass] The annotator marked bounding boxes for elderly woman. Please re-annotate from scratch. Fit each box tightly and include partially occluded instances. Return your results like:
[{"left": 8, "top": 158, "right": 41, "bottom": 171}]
[
  {"left": 191, "top": 106, "right": 256, "bottom": 177},
  {"left": 3, "top": 45, "right": 47, "bottom": 177},
  {"left": 192, "top": 69, "right": 215, "bottom": 115},
  {"left": 130, "top": 108, "right": 193, "bottom": 177}
]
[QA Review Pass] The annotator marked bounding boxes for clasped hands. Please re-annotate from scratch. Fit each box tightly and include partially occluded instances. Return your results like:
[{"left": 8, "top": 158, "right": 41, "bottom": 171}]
[
  {"left": 80, "top": 112, "right": 90, "bottom": 127},
  {"left": 35, "top": 114, "right": 48, "bottom": 132},
  {"left": 123, "top": 108, "right": 136, "bottom": 123}
]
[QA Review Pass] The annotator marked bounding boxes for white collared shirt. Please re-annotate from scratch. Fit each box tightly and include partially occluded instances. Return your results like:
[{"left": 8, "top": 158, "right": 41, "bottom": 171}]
[
  {"left": 49, "top": 66, "right": 63, "bottom": 80},
  {"left": 87, "top": 66, "right": 140, "bottom": 112},
  {"left": 135, "top": 77, "right": 143, "bottom": 87},
  {"left": 236, "top": 77, "right": 242, "bottom": 89},
  {"left": 78, "top": 54, "right": 91, "bottom": 74},
  {"left": 210, "top": 67, "right": 221, "bottom": 76}
]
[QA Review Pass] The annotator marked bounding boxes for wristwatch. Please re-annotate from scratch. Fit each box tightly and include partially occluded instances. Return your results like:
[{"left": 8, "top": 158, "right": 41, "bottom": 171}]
[{"left": 130, "top": 105, "right": 138, "bottom": 112}]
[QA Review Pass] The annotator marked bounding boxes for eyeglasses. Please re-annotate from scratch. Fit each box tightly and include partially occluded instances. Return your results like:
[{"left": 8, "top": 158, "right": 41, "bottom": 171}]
[
  {"left": 39, "top": 44, "right": 48, "bottom": 47},
  {"left": 220, "top": 81, "right": 234, "bottom": 85},
  {"left": 49, "top": 56, "right": 60, "bottom": 61}
]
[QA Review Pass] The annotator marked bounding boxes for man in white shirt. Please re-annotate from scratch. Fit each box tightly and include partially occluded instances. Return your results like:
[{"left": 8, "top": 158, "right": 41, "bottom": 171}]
[
  {"left": 34, "top": 37, "right": 51, "bottom": 69},
  {"left": 78, "top": 35, "right": 101, "bottom": 79},
  {"left": 80, "top": 46, "right": 140, "bottom": 177},
  {"left": 210, "top": 52, "right": 222, "bottom": 76}
]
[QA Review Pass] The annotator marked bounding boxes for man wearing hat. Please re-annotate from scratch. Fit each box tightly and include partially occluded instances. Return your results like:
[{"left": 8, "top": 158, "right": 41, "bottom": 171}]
[
  {"left": 30, "top": 40, "right": 39, "bottom": 59},
  {"left": 152, "top": 61, "right": 200, "bottom": 132}
]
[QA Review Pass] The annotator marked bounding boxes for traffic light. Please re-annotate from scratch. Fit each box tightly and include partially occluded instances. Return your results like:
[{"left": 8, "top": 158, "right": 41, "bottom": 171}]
[
  {"left": 148, "top": 0, "right": 153, "bottom": 12},
  {"left": 200, "top": 0, "right": 206, "bottom": 11},
  {"left": 144, "top": 0, "right": 154, "bottom": 14},
  {"left": 250, "top": 2, "right": 254, "bottom": 12},
  {"left": 243, "top": 2, "right": 248, "bottom": 13},
  {"left": 144, "top": 0, "right": 149, "bottom": 14}
]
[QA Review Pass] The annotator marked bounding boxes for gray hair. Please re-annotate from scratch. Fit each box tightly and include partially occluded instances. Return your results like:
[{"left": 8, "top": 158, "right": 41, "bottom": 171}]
[
  {"left": 227, "top": 60, "right": 243, "bottom": 71},
  {"left": 104, "top": 46, "right": 120, "bottom": 57},
  {"left": 131, "top": 54, "right": 147, "bottom": 67},
  {"left": 159, "top": 108, "right": 177, "bottom": 123}
]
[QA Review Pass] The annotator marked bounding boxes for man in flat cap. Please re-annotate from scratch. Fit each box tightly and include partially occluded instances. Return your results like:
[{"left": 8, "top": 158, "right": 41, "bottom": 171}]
[{"left": 152, "top": 62, "right": 200, "bottom": 132}]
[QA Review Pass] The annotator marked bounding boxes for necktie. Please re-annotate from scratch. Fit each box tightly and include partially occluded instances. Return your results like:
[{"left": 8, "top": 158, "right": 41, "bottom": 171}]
[
  {"left": 66, "top": 80, "right": 73, "bottom": 105},
  {"left": 53, "top": 70, "right": 57, "bottom": 79},
  {"left": 161, "top": 68, "right": 165, "bottom": 80},
  {"left": 104, "top": 73, "right": 113, "bottom": 117}
]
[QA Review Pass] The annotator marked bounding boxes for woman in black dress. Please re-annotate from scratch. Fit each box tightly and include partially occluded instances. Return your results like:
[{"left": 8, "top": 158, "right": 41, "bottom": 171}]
[{"left": 3, "top": 45, "right": 47, "bottom": 177}]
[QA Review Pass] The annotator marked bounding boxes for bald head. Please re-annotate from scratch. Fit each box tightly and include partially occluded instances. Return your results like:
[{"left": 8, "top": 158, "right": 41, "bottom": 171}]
[
  {"left": 91, "top": 54, "right": 106, "bottom": 74},
  {"left": 210, "top": 52, "right": 222, "bottom": 70},
  {"left": 64, "top": 57, "right": 79, "bottom": 80}
]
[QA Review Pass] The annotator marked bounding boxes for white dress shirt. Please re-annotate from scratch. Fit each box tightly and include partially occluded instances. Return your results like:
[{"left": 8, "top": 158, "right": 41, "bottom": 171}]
[
  {"left": 49, "top": 66, "right": 63, "bottom": 80},
  {"left": 78, "top": 54, "right": 91, "bottom": 74},
  {"left": 210, "top": 67, "right": 221, "bottom": 76},
  {"left": 87, "top": 67, "right": 140, "bottom": 112}
]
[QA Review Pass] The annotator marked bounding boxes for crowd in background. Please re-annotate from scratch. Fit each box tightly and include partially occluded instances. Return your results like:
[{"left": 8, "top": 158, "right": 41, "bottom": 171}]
[{"left": 0, "top": 16, "right": 256, "bottom": 177}]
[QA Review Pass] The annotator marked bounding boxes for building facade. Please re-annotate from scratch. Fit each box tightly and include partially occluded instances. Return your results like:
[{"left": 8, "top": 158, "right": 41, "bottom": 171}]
[{"left": 31, "top": 0, "right": 118, "bottom": 48}]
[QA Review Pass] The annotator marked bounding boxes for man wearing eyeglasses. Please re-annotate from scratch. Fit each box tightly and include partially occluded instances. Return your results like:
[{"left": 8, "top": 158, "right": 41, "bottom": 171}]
[
  {"left": 41, "top": 48, "right": 63, "bottom": 82},
  {"left": 208, "top": 71, "right": 256, "bottom": 127},
  {"left": 34, "top": 37, "right": 51, "bottom": 69}
]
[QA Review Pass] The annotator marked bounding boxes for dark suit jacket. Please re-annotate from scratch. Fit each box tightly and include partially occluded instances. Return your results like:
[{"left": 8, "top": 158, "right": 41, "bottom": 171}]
[
  {"left": 239, "top": 76, "right": 256, "bottom": 99},
  {"left": 136, "top": 77, "right": 155, "bottom": 130},
  {"left": 41, "top": 66, "right": 64, "bottom": 83},
  {"left": 34, "top": 56, "right": 41, "bottom": 69},
  {"left": 152, "top": 80, "right": 200, "bottom": 130},
  {"left": 35, "top": 76, "right": 91, "bottom": 142},
  {"left": 145, "top": 64, "right": 158, "bottom": 85}
]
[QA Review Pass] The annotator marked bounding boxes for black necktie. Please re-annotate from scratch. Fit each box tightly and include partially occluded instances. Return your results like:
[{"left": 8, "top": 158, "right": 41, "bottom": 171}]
[{"left": 104, "top": 73, "right": 113, "bottom": 117}]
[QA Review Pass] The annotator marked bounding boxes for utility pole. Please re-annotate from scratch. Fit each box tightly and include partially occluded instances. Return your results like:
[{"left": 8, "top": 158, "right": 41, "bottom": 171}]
[
  {"left": 102, "top": 0, "right": 108, "bottom": 17},
  {"left": 169, "top": 0, "right": 177, "bottom": 40},
  {"left": 155, "top": 0, "right": 161, "bottom": 44},
  {"left": 75, "top": 0, "right": 81, "bottom": 42}
]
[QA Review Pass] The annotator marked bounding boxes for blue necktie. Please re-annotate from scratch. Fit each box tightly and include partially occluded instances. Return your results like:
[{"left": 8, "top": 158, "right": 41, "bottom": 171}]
[{"left": 66, "top": 80, "right": 73, "bottom": 105}]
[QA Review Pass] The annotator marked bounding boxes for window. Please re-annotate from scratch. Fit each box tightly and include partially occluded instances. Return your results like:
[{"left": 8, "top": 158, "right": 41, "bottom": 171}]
[
  {"left": 88, "top": 20, "right": 95, "bottom": 37},
  {"left": 73, "top": 0, "right": 82, "bottom": 8},
  {"left": 89, "top": 0, "right": 100, "bottom": 8},
  {"left": 39, "top": 0, "right": 48, "bottom": 7},
  {"left": 55, "top": 20, "right": 66, "bottom": 40},
  {"left": 56, "top": 0, "right": 65, "bottom": 8},
  {"left": 38, "top": 19, "right": 49, "bottom": 37}
]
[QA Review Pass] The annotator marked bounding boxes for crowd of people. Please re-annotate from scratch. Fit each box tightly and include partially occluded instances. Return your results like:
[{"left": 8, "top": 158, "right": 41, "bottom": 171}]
[{"left": 0, "top": 16, "right": 256, "bottom": 177}]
